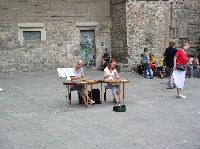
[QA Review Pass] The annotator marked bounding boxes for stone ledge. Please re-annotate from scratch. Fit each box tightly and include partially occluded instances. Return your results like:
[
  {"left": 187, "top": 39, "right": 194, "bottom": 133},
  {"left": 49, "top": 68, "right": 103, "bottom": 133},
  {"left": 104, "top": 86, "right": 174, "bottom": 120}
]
[
  {"left": 18, "top": 23, "right": 45, "bottom": 28},
  {"left": 76, "top": 22, "right": 99, "bottom": 27},
  {"left": 116, "top": 63, "right": 131, "bottom": 72}
]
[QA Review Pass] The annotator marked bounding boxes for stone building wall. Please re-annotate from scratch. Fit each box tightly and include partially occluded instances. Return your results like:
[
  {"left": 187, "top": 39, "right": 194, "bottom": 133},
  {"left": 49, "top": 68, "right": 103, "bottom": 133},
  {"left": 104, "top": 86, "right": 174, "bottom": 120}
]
[
  {"left": 112, "top": 0, "right": 200, "bottom": 68},
  {"left": 0, "top": 0, "right": 111, "bottom": 72},
  {"left": 0, "top": 0, "right": 199, "bottom": 72},
  {"left": 172, "top": 0, "right": 200, "bottom": 48},
  {"left": 126, "top": 0, "right": 171, "bottom": 67},
  {"left": 110, "top": 0, "right": 128, "bottom": 63}
]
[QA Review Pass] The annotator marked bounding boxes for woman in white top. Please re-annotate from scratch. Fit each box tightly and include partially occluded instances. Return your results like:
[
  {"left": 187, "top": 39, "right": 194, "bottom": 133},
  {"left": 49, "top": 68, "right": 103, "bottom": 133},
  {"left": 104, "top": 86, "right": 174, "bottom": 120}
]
[
  {"left": 104, "top": 59, "right": 120, "bottom": 105},
  {"left": 70, "top": 60, "right": 94, "bottom": 108}
]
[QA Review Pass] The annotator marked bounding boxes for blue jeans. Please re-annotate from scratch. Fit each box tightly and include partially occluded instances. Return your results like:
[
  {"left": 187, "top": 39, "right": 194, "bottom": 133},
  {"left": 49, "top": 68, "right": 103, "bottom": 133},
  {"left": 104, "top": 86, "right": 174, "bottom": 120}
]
[
  {"left": 187, "top": 65, "right": 193, "bottom": 77},
  {"left": 70, "top": 85, "right": 85, "bottom": 95},
  {"left": 166, "top": 67, "right": 174, "bottom": 86},
  {"left": 144, "top": 64, "right": 153, "bottom": 78},
  {"left": 104, "top": 84, "right": 119, "bottom": 94},
  {"left": 166, "top": 67, "right": 173, "bottom": 77}
]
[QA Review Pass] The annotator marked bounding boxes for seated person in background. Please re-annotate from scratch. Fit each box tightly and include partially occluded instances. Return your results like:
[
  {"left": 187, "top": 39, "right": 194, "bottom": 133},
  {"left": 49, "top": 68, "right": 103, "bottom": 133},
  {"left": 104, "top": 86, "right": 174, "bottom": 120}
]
[
  {"left": 187, "top": 54, "right": 194, "bottom": 78},
  {"left": 138, "top": 53, "right": 145, "bottom": 75},
  {"left": 104, "top": 59, "right": 120, "bottom": 106},
  {"left": 102, "top": 48, "right": 110, "bottom": 70},
  {"left": 149, "top": 53, "right": 157, "bottom": 73},
  {"left": 70, "top": 60, "right": 94, "bottom": 108},
  {"left": 158, "top": 53, "right": 166, "bottom": 79},
  {"left": 193, "top": 55, "right": 200, "bottom": 78}
]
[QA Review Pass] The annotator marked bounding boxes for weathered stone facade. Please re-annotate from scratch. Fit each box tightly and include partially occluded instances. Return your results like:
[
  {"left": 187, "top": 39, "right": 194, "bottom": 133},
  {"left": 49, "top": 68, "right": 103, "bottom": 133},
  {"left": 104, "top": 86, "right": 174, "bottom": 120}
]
[
  {"left": 127, "top": 0, "right": 170, "bottom": 67},
  {"left": 0, "top": 0, "right": 111, "bottom": 72},
  {"left": 172, "top": 0, "right": 200, "bottom": 47},
  {"left": 0, "top": 0, "right": 200, "bottom": 72},
  {"left": 114, "top": 0, "right": 200, "bottom": 68},
  {"left": 110, "top": 0, "right": 128, "bottom": 63}
]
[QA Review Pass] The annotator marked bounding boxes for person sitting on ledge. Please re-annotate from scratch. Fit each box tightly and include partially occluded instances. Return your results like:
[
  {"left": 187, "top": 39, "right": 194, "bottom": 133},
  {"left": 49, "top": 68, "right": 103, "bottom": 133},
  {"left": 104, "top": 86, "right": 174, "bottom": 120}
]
[{"left": 102, "top": 48, "right": 110, "bottom": 70}]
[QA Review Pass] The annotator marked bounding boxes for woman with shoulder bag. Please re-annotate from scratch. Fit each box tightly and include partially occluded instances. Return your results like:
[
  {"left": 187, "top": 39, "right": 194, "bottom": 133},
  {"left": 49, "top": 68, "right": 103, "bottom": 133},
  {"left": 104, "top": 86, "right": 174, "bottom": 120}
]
[{"left": 172, "top": 43, "right": 189, "bottom": 98}]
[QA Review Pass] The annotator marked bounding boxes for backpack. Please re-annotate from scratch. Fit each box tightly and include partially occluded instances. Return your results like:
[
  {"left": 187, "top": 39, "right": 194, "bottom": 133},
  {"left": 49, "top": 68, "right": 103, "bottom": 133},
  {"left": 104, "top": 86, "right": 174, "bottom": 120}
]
[{"left": 88, "top": 88, "right": 101, "bottom": 104}]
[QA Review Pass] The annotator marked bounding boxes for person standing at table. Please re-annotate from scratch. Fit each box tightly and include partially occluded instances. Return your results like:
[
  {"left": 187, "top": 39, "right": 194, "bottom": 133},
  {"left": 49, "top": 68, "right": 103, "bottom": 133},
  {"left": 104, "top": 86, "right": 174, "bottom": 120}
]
[
  {"left": 104, "top": 59, "right": 121, "bottom": 105},
  {"left": 70, "top": 60, "right": 94, "bottom": 108},
  {"left": 172, "top": 43, "right": 189, "bottom": 98}
]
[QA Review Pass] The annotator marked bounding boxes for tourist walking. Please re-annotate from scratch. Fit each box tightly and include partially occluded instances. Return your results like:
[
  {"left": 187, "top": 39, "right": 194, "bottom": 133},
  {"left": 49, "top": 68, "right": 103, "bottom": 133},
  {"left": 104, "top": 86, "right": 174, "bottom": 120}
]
[
  {"left": 172, "top": 43, "right": 189, "bottom": 98},
  {"left": 164, "top": 40, "right": 177, "bottom": 88}
]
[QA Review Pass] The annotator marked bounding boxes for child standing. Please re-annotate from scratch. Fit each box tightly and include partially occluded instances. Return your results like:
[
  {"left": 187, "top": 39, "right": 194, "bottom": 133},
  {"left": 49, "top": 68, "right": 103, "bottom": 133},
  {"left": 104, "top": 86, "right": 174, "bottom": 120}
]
[{"left": 143, "top": 48, "right": 153, "bottom": 79}]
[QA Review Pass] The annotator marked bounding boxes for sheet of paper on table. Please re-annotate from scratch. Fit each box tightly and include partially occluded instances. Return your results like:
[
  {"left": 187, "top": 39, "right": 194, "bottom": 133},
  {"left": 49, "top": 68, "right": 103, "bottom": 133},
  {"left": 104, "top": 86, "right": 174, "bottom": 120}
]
[{"left": 57, "top": 68, "right": 75, "bottom": 78}]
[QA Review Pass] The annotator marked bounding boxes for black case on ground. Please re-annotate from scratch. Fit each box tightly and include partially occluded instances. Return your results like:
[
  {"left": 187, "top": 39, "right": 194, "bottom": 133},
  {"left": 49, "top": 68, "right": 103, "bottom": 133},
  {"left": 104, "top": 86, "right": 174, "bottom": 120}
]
[{"left": 113, "top": 105, "right": 126, "bottom": 112}]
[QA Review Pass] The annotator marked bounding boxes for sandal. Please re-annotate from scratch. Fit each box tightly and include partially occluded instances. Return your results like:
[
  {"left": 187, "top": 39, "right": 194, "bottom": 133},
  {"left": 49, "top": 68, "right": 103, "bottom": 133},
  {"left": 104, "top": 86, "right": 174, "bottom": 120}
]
[
  {"left": 89, "top": 100, "right": 95, "bottom": 105},
  {"left": 85, "top": 105, "right": 92, "bottom": 108},
  {"left": 115, "top": 102, "right": 121, "bottom": 106}
]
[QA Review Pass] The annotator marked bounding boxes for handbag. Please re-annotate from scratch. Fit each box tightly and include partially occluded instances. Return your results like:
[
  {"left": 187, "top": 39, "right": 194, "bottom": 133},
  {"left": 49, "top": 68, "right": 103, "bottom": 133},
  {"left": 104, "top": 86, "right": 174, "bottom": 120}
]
[
  {"left": 176, "top": 64, "right": 185, "bottom": 71},
  {"left": 113, "top": 105, "right": 126, "bottom": 112}
]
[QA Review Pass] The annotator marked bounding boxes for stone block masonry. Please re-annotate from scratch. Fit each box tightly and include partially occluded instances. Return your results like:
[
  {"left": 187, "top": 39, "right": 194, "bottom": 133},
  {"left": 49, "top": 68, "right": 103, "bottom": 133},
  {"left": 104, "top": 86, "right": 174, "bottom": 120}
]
[
  {"left": 0, "top": 0, "right": 199, "bottom": 72},
  {"left": 0, "top": 0, "right": 111, "bottom": 72}
]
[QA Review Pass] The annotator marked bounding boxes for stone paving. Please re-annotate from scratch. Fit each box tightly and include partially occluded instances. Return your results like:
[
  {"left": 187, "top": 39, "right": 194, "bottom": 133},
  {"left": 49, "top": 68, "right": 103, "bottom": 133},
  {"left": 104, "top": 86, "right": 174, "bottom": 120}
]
[{"left": 0, "top": 70, "right": 200, "bottom": 149}]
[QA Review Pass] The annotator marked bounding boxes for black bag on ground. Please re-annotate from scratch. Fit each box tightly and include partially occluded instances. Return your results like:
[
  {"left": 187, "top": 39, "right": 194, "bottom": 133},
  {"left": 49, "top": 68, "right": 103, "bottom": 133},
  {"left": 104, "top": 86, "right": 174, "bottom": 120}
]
[
  {"left": 88, "top": 88, "right": 101, "bottom": 104},
  {"left": 78, "top": 92, "right": 84, "bottom": 104},
  {"left": 113, "top": 105, "right": 126, "bottom": 112}
]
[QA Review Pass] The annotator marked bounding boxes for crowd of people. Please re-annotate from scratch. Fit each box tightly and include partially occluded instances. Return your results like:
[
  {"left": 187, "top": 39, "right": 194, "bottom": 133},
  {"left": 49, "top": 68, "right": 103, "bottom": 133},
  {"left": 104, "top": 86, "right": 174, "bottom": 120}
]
[
  {"left": 137, "top": 41, "right": 200, "bottom": 98},
  {"left": 138, "top": 42, "right": 200, "bottom": 80},
  {"left": 69, "top": 42, "right": 199, "bottom": 108}
]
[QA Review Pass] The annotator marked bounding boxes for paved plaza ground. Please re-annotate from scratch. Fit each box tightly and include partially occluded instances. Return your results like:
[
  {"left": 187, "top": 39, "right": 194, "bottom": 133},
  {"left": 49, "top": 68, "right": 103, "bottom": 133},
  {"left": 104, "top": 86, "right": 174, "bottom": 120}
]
[{"left": 0, "top": 70, "right": 200, "bottom": 149}]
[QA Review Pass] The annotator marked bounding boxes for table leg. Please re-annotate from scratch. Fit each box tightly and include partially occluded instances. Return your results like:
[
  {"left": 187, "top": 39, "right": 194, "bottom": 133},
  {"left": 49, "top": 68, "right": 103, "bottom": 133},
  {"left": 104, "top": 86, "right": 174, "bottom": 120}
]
[
  {"left": 100, "top": 83, "right": 103, "bottom": 102},
  {"left": 91, "top": 85, "right": 93, "bottom": 100},
  {"left": 119, "top": 83, "right": 121, "bottom": 103},
  {"left": 123, "top": 83, "right": 125, "bottom": 101},
  {"left": 67, "top": 85, "right": 70, "bottom": 105},
  {"left": 67, "top": 85, "right": 73, "bottom": 111},
  {"left": 86, "top": 84, "right": 88, "bottom": 104}
]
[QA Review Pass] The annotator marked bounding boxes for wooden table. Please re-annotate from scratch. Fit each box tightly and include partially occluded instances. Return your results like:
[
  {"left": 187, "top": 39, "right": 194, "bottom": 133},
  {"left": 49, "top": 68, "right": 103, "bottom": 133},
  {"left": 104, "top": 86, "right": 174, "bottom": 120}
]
[
  {"left": 97, "top": 79, "right": 130, "bottom": 102},
  {"left": 63, "top": 80, "right": 98, "bottom": 108}
]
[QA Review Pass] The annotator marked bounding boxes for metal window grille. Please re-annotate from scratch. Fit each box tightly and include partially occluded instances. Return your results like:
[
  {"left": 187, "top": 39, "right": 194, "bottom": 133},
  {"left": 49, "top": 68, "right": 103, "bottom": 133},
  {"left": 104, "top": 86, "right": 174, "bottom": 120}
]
[{"left": 23, "top": 31, "right": 41, "bottom": 41}]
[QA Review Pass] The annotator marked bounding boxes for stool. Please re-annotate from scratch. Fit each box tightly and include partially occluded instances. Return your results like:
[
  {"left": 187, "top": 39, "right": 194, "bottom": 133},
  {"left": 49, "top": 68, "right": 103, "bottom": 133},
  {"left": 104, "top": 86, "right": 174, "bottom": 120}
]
[{"left": 66, "top": 87, "right": 82, "bottom": 105}]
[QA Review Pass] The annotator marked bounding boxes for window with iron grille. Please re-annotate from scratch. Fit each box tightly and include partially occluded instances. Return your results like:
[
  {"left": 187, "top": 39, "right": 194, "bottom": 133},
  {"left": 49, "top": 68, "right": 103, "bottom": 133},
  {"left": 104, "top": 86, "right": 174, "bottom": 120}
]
[{"left": 23, "top": 31, "right": 41, "bottom": 41}]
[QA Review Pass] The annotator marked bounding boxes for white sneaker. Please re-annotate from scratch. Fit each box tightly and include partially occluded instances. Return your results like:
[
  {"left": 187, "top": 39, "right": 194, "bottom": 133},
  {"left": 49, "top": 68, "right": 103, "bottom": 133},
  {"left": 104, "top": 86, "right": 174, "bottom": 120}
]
[{"left": 179, "top": 94, "right": 187, "bottom": 99}]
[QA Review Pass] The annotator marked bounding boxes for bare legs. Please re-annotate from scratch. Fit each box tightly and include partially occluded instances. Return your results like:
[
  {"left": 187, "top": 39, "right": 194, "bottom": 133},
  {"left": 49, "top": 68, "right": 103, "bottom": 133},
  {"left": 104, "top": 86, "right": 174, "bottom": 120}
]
[
  {"left": 113, "top": 90, "right": 120, "bottom": 105},
  {"left": 177, "top": 88, "right": 181, "bottom": 96},
  {"left": 176, "top": 88, "right": 186, "bottom": 98},
  {"left": 82, "top": 89, "right": 94, "bottom": 108}
]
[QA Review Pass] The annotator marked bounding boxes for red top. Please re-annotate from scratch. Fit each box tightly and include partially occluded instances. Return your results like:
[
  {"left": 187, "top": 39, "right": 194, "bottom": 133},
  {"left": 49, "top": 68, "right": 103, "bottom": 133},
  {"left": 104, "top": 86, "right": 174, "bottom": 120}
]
[{"left": 175, "top": 50, "right": 188, "bottom": 65}]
